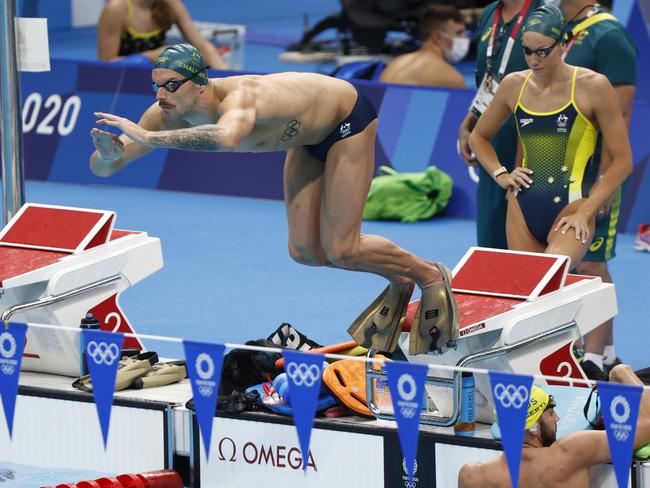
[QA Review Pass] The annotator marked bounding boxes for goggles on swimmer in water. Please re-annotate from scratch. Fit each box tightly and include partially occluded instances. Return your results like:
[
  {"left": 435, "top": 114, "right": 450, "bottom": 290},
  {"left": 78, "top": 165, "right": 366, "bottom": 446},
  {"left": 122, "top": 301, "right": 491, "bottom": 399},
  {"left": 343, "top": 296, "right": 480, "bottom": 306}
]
[
  {"left": 545, "top": 394, "right": 557, "bottom": 411},
  {"left": 152, "top": 70, "right": 202, "bottom": 94}
]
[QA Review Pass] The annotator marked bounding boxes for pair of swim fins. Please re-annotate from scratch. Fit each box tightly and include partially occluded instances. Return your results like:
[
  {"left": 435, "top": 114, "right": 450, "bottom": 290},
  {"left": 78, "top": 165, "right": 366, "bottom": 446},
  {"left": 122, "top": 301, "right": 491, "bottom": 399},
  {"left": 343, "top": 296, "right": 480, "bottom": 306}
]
[
  {"left": 72, "top": 352, "right": 187, "bottom": 392},
  {"left": 348, "top": 264, "right": 459, "bottom": 355}
]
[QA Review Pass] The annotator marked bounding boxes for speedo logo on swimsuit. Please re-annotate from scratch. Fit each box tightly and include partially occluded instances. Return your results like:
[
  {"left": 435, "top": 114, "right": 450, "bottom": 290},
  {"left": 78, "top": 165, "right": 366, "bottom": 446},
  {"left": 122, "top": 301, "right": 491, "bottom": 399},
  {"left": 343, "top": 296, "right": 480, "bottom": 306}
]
[
  {"left": 519, "top": 118, "right": 534, "bottom": 127},
  {"left": 339, "top": 122, "right": 352, "bottom": 138}
]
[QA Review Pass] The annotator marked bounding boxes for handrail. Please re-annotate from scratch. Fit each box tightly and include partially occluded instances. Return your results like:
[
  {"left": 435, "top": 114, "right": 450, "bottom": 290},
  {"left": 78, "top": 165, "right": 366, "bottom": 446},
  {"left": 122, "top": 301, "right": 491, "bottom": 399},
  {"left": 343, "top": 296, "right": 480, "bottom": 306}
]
[
  {"left": 1, "top": 274, "right": 122, "bottom": 321},
  {"left": 365, "top": 320, "right": 579, "bottom": 427}
]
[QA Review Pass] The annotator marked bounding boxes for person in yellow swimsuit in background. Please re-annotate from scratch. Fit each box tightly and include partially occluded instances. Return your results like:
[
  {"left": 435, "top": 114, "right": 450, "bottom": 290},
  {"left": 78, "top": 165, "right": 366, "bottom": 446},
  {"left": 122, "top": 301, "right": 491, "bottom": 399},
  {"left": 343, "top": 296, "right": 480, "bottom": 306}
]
[
  {"left": 469, "top": 4, "right": 632, "bottom": 269},
  {"left": 97, "top": 0, "right": 225, "bottom": 69}
]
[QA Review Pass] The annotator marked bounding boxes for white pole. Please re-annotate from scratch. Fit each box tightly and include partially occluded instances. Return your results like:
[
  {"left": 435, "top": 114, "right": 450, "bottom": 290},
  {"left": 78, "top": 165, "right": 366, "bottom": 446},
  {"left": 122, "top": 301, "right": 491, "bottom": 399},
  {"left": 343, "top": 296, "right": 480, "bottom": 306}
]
[{"left": 0, "top": 0, "right": 26, "bottom": 226}]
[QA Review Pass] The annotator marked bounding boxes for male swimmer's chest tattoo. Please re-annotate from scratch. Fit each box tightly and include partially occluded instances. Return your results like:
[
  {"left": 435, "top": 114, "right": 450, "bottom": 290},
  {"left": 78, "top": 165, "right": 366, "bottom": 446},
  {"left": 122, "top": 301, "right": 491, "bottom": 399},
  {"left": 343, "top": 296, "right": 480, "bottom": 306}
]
[{"left": 280, "top": 120, "right": 301, "bottom": 142}]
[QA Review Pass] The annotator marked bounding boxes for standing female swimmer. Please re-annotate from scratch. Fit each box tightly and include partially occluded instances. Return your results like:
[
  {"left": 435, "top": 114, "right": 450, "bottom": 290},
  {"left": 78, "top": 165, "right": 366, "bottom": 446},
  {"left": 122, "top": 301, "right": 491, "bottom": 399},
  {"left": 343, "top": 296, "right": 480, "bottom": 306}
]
[{"left": 469, "top": 4, "right": 632, "bottom": 268}]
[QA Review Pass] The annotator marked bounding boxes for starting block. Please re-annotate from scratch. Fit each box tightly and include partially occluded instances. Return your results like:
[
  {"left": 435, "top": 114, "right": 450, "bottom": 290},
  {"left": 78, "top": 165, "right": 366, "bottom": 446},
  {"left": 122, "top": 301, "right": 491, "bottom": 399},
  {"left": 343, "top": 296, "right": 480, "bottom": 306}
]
[
  {"left": 0, "top": 203, "right": 163, "bottom": 376},
  {"left": 366, "top": 247, "right": 617, "bottom": 425}
]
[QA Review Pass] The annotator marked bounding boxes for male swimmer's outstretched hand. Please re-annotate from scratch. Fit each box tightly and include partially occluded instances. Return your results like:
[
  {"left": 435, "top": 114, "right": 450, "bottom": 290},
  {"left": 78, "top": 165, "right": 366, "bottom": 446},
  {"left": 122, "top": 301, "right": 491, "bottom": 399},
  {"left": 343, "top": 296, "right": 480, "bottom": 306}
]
[
  {"left": 94, "top": 112, "right": 149, "bottom": 145},
  {"left": 90, "top": 127, "right": 124, "bottom": 160}
]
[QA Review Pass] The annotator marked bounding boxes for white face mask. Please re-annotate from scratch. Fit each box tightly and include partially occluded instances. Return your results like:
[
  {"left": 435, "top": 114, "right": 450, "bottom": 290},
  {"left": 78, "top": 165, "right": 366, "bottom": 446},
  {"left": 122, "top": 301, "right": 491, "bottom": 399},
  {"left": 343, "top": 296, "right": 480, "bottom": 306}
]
[{"left": 444, "top": 36, "right": 470, "bottom": 63}]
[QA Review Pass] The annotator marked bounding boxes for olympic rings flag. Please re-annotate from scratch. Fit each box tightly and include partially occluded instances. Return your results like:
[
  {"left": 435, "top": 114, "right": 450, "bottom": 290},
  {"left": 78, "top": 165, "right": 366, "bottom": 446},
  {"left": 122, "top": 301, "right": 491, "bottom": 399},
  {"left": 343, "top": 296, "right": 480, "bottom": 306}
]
[
  {"left": 598, "top": 380, "right": 643, "bottom": 488},
  {"left": 385, "top": 361, "right": 428, "bottom": 483},
  {"left": 82, "top": 329, "right": 125, "bottom": 449},
  {"left": 0, "top": 322, "right": 27, "bottom": 439},
  {"left": 283, "top": 350, "right": 325, "bottom": 471},
  {"left": 183, "top": 340, "right": 225, "bottom": 459},
  {"left": 489, "top": 371, "right": 533, "bottom": 488}
]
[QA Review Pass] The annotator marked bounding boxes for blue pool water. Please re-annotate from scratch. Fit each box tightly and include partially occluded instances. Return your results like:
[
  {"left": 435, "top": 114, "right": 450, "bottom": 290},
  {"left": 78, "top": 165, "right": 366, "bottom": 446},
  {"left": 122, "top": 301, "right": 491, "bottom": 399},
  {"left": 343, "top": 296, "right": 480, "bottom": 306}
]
[{"left": 0, "top": 462, "right": 107, "bottom": 487}]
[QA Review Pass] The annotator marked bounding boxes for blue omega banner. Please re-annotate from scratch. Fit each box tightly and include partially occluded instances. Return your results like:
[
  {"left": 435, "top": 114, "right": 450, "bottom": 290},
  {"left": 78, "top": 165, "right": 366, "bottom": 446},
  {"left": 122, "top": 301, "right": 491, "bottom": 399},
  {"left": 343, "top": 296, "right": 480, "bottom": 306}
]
[
  {"left": 489, "top": 371, "right": 533, "bottom": 488},
  {"left": 0, "top": 322, "right": 27, "bottom": 439},
  {"left": 82, "top": 329, "right": 124, "bottom": 448},
  {"left": 597, "top": 380, "right": 643, "bottom": 488},
  {"left": 282, "top": 349, "right": 325, "bottom": 470},
  {"left": 183, "top": 341, "right": 225, "bottom": 459},
  {"left": 385, "top": 361, "right": 428, "bottom": 482}
]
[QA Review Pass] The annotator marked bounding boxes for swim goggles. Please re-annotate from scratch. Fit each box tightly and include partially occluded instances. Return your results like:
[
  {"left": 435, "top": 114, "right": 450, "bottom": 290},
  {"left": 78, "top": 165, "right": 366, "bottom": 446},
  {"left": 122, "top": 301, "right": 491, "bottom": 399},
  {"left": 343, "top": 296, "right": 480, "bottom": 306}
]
[
  {"left": 522, "top": 38, "right": 561, "bottom": 58},
  {"left": 545, "top": 394, "right": 557, "bottom": 411},
  {"left": 152, "top": 70, "right": 201, "bottom": 93}
]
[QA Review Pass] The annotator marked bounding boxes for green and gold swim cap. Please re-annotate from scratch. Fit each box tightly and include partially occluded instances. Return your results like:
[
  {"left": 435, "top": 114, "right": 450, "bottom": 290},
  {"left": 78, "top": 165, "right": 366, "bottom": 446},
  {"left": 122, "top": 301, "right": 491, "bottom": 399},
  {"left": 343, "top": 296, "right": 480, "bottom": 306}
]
[
  {"left": 153, "top": 43, "right": 208, "bottom": 85},
  {"left": 523, "top": 4, "right": 567, "bottom": 42}
]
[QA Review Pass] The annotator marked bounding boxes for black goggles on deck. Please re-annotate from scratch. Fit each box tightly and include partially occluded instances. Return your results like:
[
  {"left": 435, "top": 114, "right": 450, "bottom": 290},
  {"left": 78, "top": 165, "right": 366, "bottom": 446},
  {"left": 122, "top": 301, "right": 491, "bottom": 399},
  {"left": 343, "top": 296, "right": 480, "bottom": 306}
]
[
  {"left": 522, "top": 38, "right": 561, "bottom": 58},
  {"left": 152, "top": 70, "right": 201, "bottom": 93}
]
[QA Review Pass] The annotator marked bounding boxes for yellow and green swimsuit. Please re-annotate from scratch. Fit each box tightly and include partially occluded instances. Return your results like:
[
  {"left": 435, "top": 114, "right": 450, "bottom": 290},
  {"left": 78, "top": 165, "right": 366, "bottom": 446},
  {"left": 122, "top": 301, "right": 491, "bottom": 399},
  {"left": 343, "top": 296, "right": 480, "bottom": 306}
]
[
  {"left": 514, "top": 67, "right": 597, "bottom": 244},
  {"left": 118, "top": 0, "right": 168, "bottom": 57}
]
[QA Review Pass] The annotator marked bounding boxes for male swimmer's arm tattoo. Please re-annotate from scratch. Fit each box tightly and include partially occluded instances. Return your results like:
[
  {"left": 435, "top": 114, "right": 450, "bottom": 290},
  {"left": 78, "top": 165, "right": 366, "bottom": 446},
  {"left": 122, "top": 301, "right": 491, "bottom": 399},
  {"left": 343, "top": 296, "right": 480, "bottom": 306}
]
[{"left": 146, "top": 125, "right": 224, "bottom": 151}]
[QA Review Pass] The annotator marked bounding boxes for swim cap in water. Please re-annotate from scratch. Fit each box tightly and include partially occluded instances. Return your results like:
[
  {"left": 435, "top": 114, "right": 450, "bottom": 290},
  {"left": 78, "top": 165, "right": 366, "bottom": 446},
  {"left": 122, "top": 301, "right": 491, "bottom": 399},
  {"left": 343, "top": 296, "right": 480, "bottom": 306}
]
[
  {"left": 153, "top": 43, "right": 208, "bottom": 85},
  {"left": 525, "top": 385, "right": 555, "bottom": 429}
]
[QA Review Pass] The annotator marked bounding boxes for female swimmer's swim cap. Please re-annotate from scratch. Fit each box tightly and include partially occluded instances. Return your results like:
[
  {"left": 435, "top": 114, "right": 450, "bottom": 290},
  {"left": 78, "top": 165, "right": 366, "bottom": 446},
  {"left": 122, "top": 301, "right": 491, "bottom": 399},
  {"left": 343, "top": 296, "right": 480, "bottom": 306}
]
[
  {"left": 523, "top": 4, "right": 567, "bottom": 42},
  {"left": 153, "top": 43, "right": 208, "bottom": 85}
]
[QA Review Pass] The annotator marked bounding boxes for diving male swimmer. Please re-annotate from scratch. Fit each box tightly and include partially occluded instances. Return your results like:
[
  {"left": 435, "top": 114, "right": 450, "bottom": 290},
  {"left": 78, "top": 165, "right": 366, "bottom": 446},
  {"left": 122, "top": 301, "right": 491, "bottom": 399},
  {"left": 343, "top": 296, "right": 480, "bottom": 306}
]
[{"left": 89, "top": 43, "right": 459, "bottom": 354}]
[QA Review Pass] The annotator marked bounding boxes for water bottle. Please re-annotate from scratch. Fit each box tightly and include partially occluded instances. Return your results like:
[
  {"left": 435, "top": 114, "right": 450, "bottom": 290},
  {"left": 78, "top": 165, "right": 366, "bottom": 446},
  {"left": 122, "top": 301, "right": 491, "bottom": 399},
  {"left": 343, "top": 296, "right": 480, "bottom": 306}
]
[
  {"left": 79, "top": 312, "right": 101, "bottom": 377},
  {"left": 454, "top": 372, "right": 475, "bottom": 437}
]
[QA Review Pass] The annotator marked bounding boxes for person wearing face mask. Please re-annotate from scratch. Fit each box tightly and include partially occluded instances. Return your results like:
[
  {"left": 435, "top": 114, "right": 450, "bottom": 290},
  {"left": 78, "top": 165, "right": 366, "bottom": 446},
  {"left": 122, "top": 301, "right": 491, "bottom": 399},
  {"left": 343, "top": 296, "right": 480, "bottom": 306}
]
[{"left": 379, "top": 4, "right": 468, "bottom": 88}]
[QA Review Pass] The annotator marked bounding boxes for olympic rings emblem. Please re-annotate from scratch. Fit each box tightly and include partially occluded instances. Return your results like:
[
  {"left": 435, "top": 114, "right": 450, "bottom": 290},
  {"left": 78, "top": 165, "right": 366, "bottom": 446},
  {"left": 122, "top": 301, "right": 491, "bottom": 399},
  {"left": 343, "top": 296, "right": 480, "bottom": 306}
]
[
  {"left": 281, "top": 120, "right": 302, "bottom": 141},
  {"left": 399, "top": 406, "right": 417, "bottom": 419},
  {"left": 494, "top": 383, "right": 529, "bottom": 409},
  {"left": 614, "top": 430, "right": 629, "bottom": 442},
  {"left": 1, "top": 364, "right": 16, "bottom": 376},
  {"left": 286, "top": 362, "right": 320, "bottom": 387},
  {"left": 404, "top": 481, "right": 417, "bottom": 488},
  {"left": 196, "top": 353, "right": 215, "bottom": 380},
  {"left": 610, "top": 395, "right": 630, "bottom": 424},
  {"left": 397, "top": 374, "right": 417, "bottom": 402},
  {"left": 0, "top": 332, "right": 17, "bottom": 359},
  {"left": 86, "top": 341, "right": 120, "bottom": 366},
  {"left": 198, "top": 385, "right": 214, "bottom": 397}
]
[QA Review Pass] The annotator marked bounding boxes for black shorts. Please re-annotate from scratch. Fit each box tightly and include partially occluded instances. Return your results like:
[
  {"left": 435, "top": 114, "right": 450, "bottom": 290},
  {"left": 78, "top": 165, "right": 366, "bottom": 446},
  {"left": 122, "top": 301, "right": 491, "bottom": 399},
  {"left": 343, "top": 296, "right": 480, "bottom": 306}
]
[{"left": 304, "top": 89, "right": 377, "bottom": 162}]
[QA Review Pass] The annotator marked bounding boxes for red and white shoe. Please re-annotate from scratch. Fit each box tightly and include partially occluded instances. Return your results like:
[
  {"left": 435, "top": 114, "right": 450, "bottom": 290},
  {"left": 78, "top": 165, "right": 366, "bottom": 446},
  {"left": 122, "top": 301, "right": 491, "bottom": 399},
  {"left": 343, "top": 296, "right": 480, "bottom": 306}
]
[{"left": 634, "top": 223, "right": 650, "bottom": 252}]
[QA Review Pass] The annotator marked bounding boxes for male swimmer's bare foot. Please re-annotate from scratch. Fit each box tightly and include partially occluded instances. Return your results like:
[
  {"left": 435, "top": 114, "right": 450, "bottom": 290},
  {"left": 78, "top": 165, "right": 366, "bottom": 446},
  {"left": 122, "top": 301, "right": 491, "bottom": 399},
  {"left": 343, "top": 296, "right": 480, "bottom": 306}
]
[
  {"left": 347, "top": 282, "right": 414, "bottom": 352},
  {"left": 409, "top": 264, "right": 459, "bottom": 355}
]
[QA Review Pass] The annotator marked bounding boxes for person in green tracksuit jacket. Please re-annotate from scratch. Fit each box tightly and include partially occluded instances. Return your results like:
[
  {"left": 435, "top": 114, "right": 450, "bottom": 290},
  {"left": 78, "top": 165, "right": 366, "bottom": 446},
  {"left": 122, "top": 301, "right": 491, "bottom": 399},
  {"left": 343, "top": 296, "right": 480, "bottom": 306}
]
[{"left": 560, "top": 0, "right": 637, "bottom": 381}]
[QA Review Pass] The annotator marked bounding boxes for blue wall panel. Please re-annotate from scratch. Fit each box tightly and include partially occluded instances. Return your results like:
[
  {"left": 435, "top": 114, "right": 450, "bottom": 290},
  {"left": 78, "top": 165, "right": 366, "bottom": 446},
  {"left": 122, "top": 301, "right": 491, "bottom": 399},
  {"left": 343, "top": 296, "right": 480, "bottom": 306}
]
[
  {"left": 376, "top": 87, "right": 412, "bottom": 165},
  {"left": 429, "top": 89, "right": 477, "bottom": 218},
  {"left": 391, "top": 90, "right": 448, "bottom": 174}
]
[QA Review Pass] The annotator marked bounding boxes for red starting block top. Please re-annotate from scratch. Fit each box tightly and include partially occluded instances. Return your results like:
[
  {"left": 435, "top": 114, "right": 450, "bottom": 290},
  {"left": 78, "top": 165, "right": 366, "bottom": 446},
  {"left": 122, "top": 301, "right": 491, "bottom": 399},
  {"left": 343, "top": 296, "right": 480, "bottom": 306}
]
[
  {"left": 452, "top": 247, "right": 569, "bottom": 300},
  {"left": 0, "top": 204, "right": 115, "bottom": 254},
  {"left": 0, "top": 225, "right": 140, "bottom": 287},
  {"left": 402, "top": 273, "right": 595, "bottom": 335}
]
